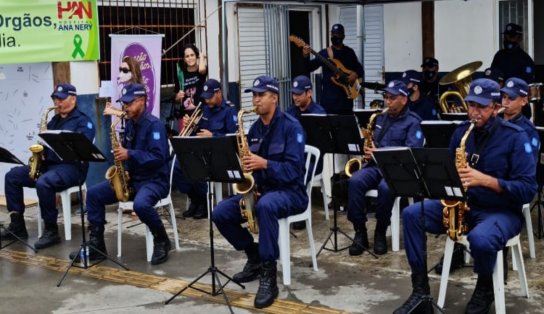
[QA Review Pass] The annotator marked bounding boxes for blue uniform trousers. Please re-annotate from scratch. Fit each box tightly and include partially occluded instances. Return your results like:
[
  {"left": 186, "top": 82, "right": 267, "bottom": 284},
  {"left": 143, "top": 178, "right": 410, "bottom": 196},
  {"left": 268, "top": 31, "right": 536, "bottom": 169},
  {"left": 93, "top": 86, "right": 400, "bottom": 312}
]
[
  {"left": 5, "top": 164, "right": 82, "bottom": 224},
  {"left": 212, "top": 191, "right": 305, "bottom": 262},
  {"left": 347, "top": 165, "right": 394, "bottom": 227},
  {"left": 171, "top": 159, "right": 207, "bottom": 203},
  {"left": 86, "top": 180, "right": 168, "bottom": 229},
  {"left": 403, "top": 199, "right": 523, "bottom": 275}
]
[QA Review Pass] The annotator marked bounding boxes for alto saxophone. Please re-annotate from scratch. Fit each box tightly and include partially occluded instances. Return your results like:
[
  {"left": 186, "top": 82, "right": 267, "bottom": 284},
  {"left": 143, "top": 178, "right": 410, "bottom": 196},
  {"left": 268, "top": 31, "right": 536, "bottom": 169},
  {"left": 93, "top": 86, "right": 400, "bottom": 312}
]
[
  {"left": 233, "top": 108, "right": 259, "bottom": 233},
  {"left": 345, "top": 108, "right": 389, "bottom": 177},
  {"left": 29, "top": 106, "right": 56, "bottom": 181},
  {"left": 105, "top": 113, "right": 134, "bottom": 202},
  {"left": 441, "top": 120, "right": 475, "bottom": 241}
]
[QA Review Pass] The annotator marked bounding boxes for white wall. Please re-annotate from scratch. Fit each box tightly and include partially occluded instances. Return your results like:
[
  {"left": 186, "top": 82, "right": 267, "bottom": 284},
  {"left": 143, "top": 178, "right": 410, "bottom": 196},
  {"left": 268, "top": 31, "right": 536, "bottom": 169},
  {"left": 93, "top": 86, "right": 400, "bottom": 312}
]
[
  {"left": 70, "top": 61, "right": 99, "bottom": 94},
  {"left": 204, "top": 0, "right": 221, "bottom": 81}
]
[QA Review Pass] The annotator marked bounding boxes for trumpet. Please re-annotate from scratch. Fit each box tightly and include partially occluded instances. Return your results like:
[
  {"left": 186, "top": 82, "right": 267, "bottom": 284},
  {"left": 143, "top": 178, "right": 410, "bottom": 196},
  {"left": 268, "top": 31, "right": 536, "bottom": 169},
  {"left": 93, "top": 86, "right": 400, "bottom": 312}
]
[{"left": 179, "top": 102, "right": 203, "bottom": 136}]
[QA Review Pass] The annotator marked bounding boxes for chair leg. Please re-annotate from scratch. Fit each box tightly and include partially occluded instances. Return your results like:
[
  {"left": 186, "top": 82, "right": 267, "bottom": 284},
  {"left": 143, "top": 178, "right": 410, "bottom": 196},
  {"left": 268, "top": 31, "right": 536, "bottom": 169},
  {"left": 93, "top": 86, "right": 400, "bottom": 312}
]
[
  {"left": 391, "top": 197, "right": 400, "bottom": 252},
  {"left": 168, "top": 203, "right": 180, "bottom": 250},
  {"left": 145, "top": 226, "right": 153, "bottom": 262},
  {"left": 437, "top": 237, "right": 455, "bottom": 308},
  {"left": 511, "top": 240, "right": 529, "bottom": 298},
  {"left": 60, "top": 192, "right": 72, "bottom": 241},
  {"left": 117, "top": 208, "right": 123, "bottom": 257},
  {"left": 523, "top": 204, "right": 536, "bottom": 259},
  {"left": 306, "top": 218, "right": 318, "bottom": 271},
  {"left": 493, "top": 250, "right": 506, "bottom": 314},
  {"left": 37, "top": 205, "right": 43, "bottom": 238},
  {"left": 278, "top": 219, "right": 291, "bottom": 286}
]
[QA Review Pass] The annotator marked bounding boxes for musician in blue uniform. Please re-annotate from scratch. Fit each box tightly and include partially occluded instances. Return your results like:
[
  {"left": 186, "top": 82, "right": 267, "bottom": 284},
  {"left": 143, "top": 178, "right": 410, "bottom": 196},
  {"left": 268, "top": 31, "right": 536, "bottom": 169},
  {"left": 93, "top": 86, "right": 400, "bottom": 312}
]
[
  {"left": 212, "top": 75, "right": 307, "bottom": 309},
  {"left": 2, "top": 83, "right": 95, "bottom": 249},
  {"left": 394, "top": 78, "right": 537, "bottom": 314},
  {"left": 303, "top": 24, "right": 364, "bottom": 114},
  {"left": 286, "top": 75, "right": 326, "bottom": 118},
  {"left": 348, "top": 80, "right": 424, "bottom": 256},
  {"left": 173, "top": 79, "right": 238, "bottom": 219},
  {"left": 401, "top": 70, "right": 438, "bottom": 120},
  {"left": 69, "top": 83, "right": 172, "bottom": 265}
]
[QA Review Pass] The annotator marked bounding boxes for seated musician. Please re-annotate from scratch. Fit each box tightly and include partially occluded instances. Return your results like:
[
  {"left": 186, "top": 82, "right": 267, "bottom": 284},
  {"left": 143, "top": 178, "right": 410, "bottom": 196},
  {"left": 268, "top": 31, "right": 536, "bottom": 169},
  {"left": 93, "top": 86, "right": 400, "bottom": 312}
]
[
  {"left": 69, "top": 83, "right": 172, "bottom": 265},
  {"left": 2, "top": 84, "right": 95, "bottom": 249},
  {"left": 401, "top": 70, "right": 438, "bottom": 120},
  {"left": 286, "top": 75, "right": 326, "bottom": 118},
  {"left": 212, "top": 75, "right": 307, "bottom": 309},
  {"left": 394, "top": 78, "right": 537, "bottom": 314},
  {"left": 348, "top": 80, "right": 424, "bottom": 256},
  {"left": 173, "top": 79, "right": 238, "bottom": 219}
]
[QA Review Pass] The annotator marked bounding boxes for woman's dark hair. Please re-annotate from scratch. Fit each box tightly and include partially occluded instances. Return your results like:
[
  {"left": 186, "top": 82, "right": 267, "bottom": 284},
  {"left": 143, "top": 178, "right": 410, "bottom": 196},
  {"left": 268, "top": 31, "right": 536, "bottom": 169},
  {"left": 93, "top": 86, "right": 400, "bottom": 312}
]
[{"left": 181, "top": 43, "right": 200, "bottom": 70}]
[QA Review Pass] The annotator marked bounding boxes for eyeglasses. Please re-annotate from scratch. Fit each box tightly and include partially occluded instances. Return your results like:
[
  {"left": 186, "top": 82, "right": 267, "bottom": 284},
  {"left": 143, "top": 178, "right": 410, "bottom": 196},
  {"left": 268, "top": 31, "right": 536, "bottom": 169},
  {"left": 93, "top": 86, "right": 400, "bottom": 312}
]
[{"left": 119, "top": 67, "right": 131, "bottom": 74}]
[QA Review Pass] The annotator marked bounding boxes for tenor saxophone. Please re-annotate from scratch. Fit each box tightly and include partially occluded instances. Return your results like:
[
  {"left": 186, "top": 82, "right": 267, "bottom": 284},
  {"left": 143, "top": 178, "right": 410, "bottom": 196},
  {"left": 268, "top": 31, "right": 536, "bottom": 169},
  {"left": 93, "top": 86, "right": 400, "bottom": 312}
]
[
  {"left": 105, "top": 113, "right": 134, "bottom": 202},
  {"left": 29, "top": 106, "right": 56, "bottom": 181},
  {"left": 441, "top": 120, "right": 475, "bottom": 241},
  {"left": 233, "top": 108, "right": 259, "bottom": 233}
]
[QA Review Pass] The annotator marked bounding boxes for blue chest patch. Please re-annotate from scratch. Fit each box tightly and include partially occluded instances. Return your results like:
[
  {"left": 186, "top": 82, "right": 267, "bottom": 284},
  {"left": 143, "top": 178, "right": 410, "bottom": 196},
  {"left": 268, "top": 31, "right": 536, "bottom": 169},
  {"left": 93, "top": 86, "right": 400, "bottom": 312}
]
[
  {"left": 415, "top": 130, "right": 422, "bottom": 140},
  {"left": 524, "top": 142, "right": 532, "bottom": 154},
  {"left": 153, "top": 132, "right": 161, "bottom": 140},
  {"left": 296, "top": 132, "right": 304, "bottom": 143},
  {"left": 526, "top": 66, "right": 532, "bottom": 74},
  {"left": 87, "top": 122, "right": 93, "bottom": 129},
  {"left": 531, "top": 137, "right": 539, "bottom": 147},
  {"left": 232, "top": 115, "right": 237, "bottom": 122}
]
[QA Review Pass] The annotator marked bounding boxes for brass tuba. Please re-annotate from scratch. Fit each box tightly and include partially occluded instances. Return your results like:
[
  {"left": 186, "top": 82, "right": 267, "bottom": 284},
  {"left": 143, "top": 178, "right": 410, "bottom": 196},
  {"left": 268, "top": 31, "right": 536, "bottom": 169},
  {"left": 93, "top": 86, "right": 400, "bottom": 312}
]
[
  {"left": 441, "top": 120, "right": 475, "bottom": 241},
  {"left": 439, "top": 61, "right": 482, "bottom": 113},
  {"left": 179, "top": 102, "right": 203, "bottom": 136},
  {"left": 105, "top": 113, "right": 134, "bottom": 202},
  {"left": 345, "top": 108, "right": 388, "bottom": 177},
  {"left": 233, "top": 108, "right": 259, "bottom": 234},
  {"left": 29, "top": 106, "right": 56, "bottom": 181}
]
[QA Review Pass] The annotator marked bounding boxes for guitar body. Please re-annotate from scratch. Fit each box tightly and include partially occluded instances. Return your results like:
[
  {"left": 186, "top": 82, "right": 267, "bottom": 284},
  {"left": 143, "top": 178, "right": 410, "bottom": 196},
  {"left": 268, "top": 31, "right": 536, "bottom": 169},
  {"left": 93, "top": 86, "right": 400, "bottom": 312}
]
[{"left": 328, "top": 58, "right": 361, "bottom": 100}]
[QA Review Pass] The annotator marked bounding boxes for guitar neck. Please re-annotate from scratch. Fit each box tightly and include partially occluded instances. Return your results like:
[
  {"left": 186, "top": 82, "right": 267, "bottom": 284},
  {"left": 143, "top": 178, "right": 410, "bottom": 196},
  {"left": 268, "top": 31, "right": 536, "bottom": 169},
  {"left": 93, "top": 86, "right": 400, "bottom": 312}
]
[{"left": 310, "top": 49, "right": 343, "bottom": 75}]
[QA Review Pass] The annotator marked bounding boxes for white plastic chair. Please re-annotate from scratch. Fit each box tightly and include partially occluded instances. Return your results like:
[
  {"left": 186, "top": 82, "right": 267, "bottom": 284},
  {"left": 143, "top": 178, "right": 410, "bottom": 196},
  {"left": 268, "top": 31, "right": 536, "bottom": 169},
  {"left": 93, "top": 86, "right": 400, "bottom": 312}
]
[
  {"left": 277, "top": 145, "right": 320, "bottom": 286},
  {"left": 116, "top": 154, "right": 180, "bottom": 262},
  {"left": 437, "top": 234, "right": 529, "bottom": 314},
  {"left": 522, "top": 203, "right": 535, "bottom": 259}
]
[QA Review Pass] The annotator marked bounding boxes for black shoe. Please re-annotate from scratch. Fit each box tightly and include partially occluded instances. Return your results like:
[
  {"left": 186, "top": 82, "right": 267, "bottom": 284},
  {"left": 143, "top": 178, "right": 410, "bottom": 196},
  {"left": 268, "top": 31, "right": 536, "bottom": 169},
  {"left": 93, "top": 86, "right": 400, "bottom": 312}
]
[
  {"left": 254, "top": 261, "right": 279, "bottom": 309},
  {"left": 373, "top": 229, "right": 388, "bottom": 255},
  {"left": 69, "top": 225, "right": 107, "bottom": 262},
  {"left": 151, "top": 226, "right": 172, "bottom": 265},
  {"left": 192, "top": 204, "right": 208, "bottom": 219},
  {"left": 0, "top": 213, "right": 28, "bottom": 240},
  {"left": 393, "top": 273, "right": 433, "bottom": 314},
  {"left": 435, "top": 242, "right": 466, "bottom": 274},
  {"left": 182, "top": 202, "right": 198, "bottom": 218},
  {"left": 465, "top": 275, "right": 494, "bottom": 314},
  {"left": 69, "top": 245, "right": 107, "bottom": 263},
  {"left": 233, "top": 259, "right": 261, "bottom": 283},
  {"left": 292, "top": 221, "right": 306, "bottom": 230},
  {"left": 349, "top": 227, "right": 369, "bottom": 256},
  {"left": 34, "top": 225, "right": 61, "bottom": 249}
]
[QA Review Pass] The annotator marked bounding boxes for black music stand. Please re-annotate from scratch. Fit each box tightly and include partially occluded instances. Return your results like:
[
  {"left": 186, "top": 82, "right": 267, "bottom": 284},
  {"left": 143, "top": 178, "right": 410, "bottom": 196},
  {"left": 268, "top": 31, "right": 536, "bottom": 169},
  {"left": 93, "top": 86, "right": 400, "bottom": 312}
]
[
  {"left": 439, "top": 112, "right": 467, "bottom": 121},
  {"left": 373, "top": 147, "right": 463, "bottom": 314},
  {"left": 166, "top": 135, "right": 245, "bottom": 313},
  {"left": 300, "top": 114, "right": 377, "bottom": 257},
  {"left": 35, "top": 131, "right": 129, "bottom": 286},
  {"left": 0, "top": 147, "right": 37, "bottom": 252},
  {"left": 353, "top": 109, "right": 379, "bottom": 128},
  {"left": 420, "top": 121, "right": 460, "bottom": 148}
]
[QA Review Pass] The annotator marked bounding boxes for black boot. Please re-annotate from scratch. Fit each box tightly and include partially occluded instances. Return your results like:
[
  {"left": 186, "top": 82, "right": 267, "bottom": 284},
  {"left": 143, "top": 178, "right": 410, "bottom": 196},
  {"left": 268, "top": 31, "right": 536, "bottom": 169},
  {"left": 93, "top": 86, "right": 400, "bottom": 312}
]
[
  {"left": 69, "top": 225, "right": 107, "bottom": 262},
  {"left": 192, "top": 203, "right": 208, "bottom": 219},
  {"left": 292, "top": 221, "right": 306, "bottom": 230},
  {"left": 34, "top": 223, "right": 61, "bottom": 249},
  {"left": 233, "top": 242, "right": 261, "bottom": 283},
  {"left": 254, "top": 260, "right": 279, "bottom": 309},
  {"left": 465, "top": 275, "right": 494, "bottom": 314},
  {"left": 0, "top": 212, "right": 28, "bottom": 240},
  {"left": 349, "top": 224, "right": 369, "bottom": 256},
  {"left": 393, "top": 273, "right": 433, "bottom": 314},
  {"left": 435, "top": 242, "right": 466, "bottom": 274},
  {"left": 182, "top": 202, "right": 198, "bottom": 218},
  {"left": 373, "top": 221, "right": 388, "bottom": 255},
  {"left": 150, "top": 224, "right": 172, "bottom": 265}
]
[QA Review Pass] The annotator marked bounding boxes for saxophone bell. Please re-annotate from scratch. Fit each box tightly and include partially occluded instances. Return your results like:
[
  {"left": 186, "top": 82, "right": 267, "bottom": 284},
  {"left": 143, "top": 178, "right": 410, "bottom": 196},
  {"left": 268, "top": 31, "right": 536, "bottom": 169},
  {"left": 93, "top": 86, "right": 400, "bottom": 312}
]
[{"left": 179, "top": 102, "right": 203, "bottom": 136}]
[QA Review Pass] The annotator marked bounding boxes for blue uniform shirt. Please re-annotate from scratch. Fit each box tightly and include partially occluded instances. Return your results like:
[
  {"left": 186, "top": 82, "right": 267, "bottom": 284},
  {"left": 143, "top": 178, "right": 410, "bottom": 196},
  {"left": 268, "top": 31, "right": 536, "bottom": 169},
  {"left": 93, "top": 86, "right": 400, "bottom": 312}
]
[
  {"left": 124, "top": 112, "right": 169, "bottom": 186},
  {"left": 491, "top": 46, "right": 535, "bottom": 83},
  {"left": 247, "top": 107, "right": 308, "bottom": 206},
  {"left": 501, "top": 113, "right": 540, "bottom": 162},
  {"left": 198, "top": 99, "right": 238, "bottom": 135},
  {"left": 408, "top": 94, "right": 438, "bottom": 120},
  {"left": 286, "top": 100, "right": 326, "bottom": 119},
  {"left": 450, "top": 118, "right": 537, "bottom": 213},
  {"left": 373, "top": 108, "right": 425, "bottom": 148}
]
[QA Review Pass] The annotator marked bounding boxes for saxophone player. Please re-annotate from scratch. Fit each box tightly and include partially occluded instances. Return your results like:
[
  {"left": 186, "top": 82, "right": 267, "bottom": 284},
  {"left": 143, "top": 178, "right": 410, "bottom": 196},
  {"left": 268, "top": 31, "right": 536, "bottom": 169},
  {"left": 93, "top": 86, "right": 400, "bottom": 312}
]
[
  {"left": 69, "top": 83, "right": 172, "bottom": 265},
  {"left": 395, "top": 79, "right": 537, "bottom": 314},
  {"left": 348, "top": 80, "right": 424, "bottom": 256},
  {"left": 2, "top": 84, "right": 95, "bottom": 249},
  {"left": 212, "top": 75, "right": 307, "bottom": 309}
]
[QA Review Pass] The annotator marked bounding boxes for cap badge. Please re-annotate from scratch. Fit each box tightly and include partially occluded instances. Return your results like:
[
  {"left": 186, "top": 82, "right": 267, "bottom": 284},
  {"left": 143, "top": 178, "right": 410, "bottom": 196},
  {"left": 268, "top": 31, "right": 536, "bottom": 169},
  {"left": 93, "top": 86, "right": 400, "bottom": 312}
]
[
  {"left": 57, "top": 86, "right": 63, "bottom": 92},
  {"left": 388, "top": 82, "right": 395, "bottom": 88},
  {"left": 507, "top": 25, "right": 512, "bottom": 31},
  {"left": 485, "top": 69, "right": 491, "bottom": 76},
  {"left": 402, "top": 73, "right": 407, "bottom": 78},
  {"left": 203, "top": 85, "right": 208, "bottom": 91},
  {"left": 122, "top": 88, "right": 127, "bottom": 95},
  {"left": 293, "top": 81, "right": 299, "bottom": 87},
  {"left": 474, "top": 86, "right": 483, "bottom": 95},
  {"left": 254, "top": 79, "right": 260, "bottom": 87},
  {"left": 507, "top": 81, "right": 514, "bottom": 88}
]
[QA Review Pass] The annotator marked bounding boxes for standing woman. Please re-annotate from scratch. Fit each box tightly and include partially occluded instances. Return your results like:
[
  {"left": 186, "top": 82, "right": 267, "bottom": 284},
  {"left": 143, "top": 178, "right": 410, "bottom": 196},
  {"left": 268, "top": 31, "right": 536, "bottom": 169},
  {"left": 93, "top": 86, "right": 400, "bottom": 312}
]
[{"left": 174, "top": 43, "right": 208, "bottom": 131}]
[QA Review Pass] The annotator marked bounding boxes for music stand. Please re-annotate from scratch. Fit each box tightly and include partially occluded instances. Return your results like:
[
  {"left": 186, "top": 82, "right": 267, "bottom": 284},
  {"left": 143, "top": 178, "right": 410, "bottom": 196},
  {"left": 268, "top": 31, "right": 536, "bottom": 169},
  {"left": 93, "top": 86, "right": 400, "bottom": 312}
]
[
  {"left": 0, "top": 147, "right": 37, "bottom": 252},
  {"left": 420, "top": 121, "right": 460, "bottom": 148},
  {"left": 439, "top": 112, "right": 467, "bottom": 121},
  {"left": 166, "top": 135, "right": 245, "bottom": 313},
  {"left": 35, "top": 131, "right": 128, "bottom": 286},
  {"left": 353, "top": 109, "right": 379, "bottom": 128},
  {"left": 373, "top": 147, "right": 463, "bottom": 314}
]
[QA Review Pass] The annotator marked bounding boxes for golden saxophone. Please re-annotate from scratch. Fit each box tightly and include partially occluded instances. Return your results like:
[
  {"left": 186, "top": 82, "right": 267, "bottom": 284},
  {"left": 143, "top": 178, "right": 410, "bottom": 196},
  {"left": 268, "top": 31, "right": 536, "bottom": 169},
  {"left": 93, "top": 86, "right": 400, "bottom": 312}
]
[
  {"left": 179, "top": 102, "right": 203, "bottom": 136},
  {"left": 441, "top": 120, "right": 475, "bottom": 241},
  {"left": 233, "top": 108, "right": 259, "bottom": 234},
  {"left": 105, "top": 113, "right": 134, "bottom": 202},
  {"left": 29, "top": 106, "right": 56, "bottom": 181},
  {"left": 345, "top": 108, "right": 389, "bottom": 177}
]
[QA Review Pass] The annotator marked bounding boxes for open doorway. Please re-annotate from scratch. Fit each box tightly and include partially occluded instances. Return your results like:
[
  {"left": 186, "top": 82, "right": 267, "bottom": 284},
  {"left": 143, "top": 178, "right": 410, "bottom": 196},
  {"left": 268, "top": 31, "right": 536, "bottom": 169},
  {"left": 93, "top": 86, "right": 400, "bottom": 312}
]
[
  {"left": 289, "top": 10, "right": 311, "bottom": 79},
  {"left": 534, "top": 0, "right": 543, "bottom": 82}
]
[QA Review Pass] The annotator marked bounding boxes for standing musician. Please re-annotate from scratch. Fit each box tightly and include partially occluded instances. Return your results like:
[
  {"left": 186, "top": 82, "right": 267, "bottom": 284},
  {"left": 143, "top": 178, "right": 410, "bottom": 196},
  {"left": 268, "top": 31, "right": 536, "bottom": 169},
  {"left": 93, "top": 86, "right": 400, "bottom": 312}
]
[
  {"left": 348, "top": 80, "right": 424, "bottom": 256},
  {"left": 212, "top": 75, "right": 307, "bottom": 309},
  {"left": 420, "top": 57, "right": 441, "bottom": 106},
  {"left": 394, "top": 78, "right": 537, "bottom": 314},
  {"left": 401, "top": 70, "right": 438, "bottom": 120},
  {"left": 302, "top": 24, "right": 364, "bottom": 114},
  {"left": 69, "top": 83, "right": 172, "bottom": 265},
  {"left": 174, "top": 78, "right": 238, "bottom": 219},
  {"left": 2, "top": 83, "right": 95, "bottom": 249}
]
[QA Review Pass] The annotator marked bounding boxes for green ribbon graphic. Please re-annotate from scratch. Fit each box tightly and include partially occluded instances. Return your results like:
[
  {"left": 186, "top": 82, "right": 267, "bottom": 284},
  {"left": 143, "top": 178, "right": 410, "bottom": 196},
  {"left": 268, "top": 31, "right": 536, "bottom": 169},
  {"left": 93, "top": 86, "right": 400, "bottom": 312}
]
[{"left": 72, "top": 34, "right": 85, "bottom": 59}]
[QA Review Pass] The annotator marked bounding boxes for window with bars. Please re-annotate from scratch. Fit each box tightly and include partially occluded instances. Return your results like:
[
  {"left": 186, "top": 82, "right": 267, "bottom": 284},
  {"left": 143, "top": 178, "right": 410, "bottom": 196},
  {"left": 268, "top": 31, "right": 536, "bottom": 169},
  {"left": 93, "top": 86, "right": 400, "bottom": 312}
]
[{"left": 498, "top": 0, "right": 529, "bottom": 51}]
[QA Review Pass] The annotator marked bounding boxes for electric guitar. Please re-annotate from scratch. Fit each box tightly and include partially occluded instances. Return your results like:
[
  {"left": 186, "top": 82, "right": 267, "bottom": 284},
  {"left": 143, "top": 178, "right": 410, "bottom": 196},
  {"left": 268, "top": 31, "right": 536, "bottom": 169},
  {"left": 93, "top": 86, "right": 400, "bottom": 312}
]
[{"left": 289, "top": 35, "right": 362, "bottom": 99}]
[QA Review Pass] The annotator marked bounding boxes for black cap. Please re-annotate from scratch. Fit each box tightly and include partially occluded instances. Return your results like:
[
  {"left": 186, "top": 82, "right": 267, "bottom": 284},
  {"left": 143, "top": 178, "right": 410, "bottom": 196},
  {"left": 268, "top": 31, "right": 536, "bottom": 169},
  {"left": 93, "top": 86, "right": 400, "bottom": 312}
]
[
  {"left": 503, "top": 23, "right": 523, "bottom": 36},
  {"left": 331, "top": 24, "right": 344, "bottom": 35},
  {"left": 421, "top": 57, "right": 439, "bottom": 67}
]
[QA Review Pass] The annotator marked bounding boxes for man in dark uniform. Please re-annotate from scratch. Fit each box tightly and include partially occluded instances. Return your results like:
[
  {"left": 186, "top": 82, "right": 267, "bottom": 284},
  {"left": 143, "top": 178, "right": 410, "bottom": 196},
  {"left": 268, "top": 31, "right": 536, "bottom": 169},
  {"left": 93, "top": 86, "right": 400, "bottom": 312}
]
[
  {"left": 69, "top": 83, "right": 172, "bottom": 265},
  {"left": 212, "top": 75, "right": 307, "bottom": 309},
  {"left": 401, "top": 70, "right": 438, "bottom": 120},
  {"left": 174, "top": 79, "right": 238, "bottom": 219},
  {"left": 420, "top": 57, "right": 441, "bottom": 106},
  {"left": 483, "top": 67, "right": 505, "bottom": 88},
  {"left": 394, "top": 78, "right": 537, "bottom": 314},
  {"left": 286, "top": 75, "right": 326, "bottom": 118},
  {"left": 303, "top": 24, "right": 364, "bottom": 115},
  {"left": 2, "top": 83, "right": 95, "bottom": 249},
  {"left": 348, "top": 80, "right": 424, "bottom": 256}
]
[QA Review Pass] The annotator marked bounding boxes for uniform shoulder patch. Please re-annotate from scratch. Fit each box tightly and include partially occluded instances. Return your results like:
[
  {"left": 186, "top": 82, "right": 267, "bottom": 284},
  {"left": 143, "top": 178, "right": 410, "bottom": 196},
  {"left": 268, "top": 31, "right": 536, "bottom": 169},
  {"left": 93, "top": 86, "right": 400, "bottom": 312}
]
[
  {"left": 153, "top": 132, "right": 161, "bottom": 140},
  {"left": 415, "top": 130, "right": 422, "bottom": 140},
  {"left": 524, "top": 142, "right": 533, "bottom": 154},
  {"left": 531, "top": 137, "right": 539, "bottom": 147},
  {"left": 87, "top": 122, "right": 93, "bottom": 129},
  {"left": 296, "top": 132, "right": 304, "bottom": 144}
]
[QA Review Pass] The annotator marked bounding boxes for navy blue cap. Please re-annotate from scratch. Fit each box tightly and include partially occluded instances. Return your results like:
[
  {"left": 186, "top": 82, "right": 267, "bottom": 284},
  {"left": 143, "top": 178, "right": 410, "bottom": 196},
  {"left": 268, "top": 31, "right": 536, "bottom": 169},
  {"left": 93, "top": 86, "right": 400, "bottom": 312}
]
[
  {"left": 503, "top": 23, "right": 523, "bottom": 35},
  {"left": 500, "top": 77, "right": 528, "bottom": 98},
  {"left": 483, "top": 67, "right": 505, "bottom": 83},
  {"left": 51, "top": 83, "right": 77, "bottom": 99},
  {"left": 201, "top": 79, "right": 221, "bottom": 99},
  {"left": 331, "top": 24, "right": 344, "bottom": 35},
  {"left": 118, "top": 83, "right": 147, "bottom": 103},
  {"left": 421, "top": 57, "right": 439, "bottom": 67},
  {"left": 401, "top": 70, "right": 421, "bottom": 85},
  {"left": 291, "top": 75, "right": 312, "bottom": 95},
  {"left": 244, "top": 75, "right": 280, "bottom": 94},
  {"left": 465, "top": 78, "right": 500, "bottom": 106},
  {"left": 383, "top": 80, "right": 409, "bottom": 96}
]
